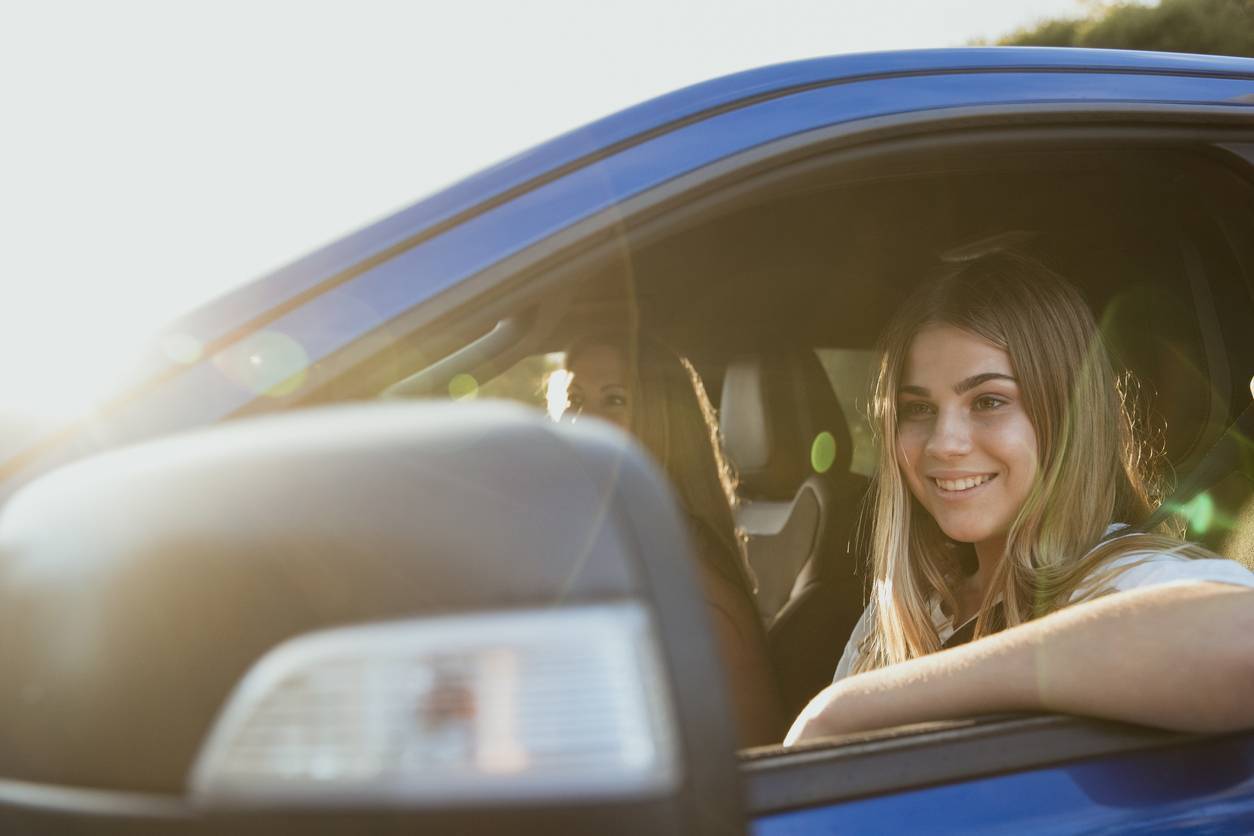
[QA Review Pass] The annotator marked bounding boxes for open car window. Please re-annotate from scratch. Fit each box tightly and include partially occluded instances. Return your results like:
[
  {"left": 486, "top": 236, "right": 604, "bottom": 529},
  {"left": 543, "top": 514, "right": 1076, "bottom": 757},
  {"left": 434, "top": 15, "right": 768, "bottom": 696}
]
[
  {"left": 358, "top": 118, "right": 1254, "bottom": 759},
  {"left": 375, "top": 137, "right": 1252, "bottom": 547}
]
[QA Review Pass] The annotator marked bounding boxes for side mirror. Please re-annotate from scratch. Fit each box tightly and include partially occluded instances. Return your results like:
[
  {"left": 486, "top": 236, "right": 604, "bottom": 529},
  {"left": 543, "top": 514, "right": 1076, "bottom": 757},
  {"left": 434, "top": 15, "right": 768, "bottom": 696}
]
[{"left": 0, "top": 402, "right": 745, "bottom": 835}]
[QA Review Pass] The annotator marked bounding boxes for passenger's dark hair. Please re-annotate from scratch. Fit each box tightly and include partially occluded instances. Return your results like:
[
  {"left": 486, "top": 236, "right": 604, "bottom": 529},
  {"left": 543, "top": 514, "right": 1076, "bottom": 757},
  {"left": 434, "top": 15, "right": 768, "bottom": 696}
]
[{"left": 564, "top": 333, "right": 754, "bottom": 595}]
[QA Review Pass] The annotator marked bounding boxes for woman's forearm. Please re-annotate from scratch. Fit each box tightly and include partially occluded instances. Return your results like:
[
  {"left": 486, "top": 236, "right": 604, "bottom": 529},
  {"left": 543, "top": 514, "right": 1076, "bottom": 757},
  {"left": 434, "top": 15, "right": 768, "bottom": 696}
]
[{"left": 787, "top": 582, "right": 1254, "bottom": 744}]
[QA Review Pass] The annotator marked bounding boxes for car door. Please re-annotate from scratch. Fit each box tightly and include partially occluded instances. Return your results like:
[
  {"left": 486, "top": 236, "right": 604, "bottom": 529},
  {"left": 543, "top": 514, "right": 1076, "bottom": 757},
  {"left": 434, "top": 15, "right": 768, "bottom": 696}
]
[
  {"left": 2, "top": 47, "right": 1252, "bottom": 832},
  {"left": 748, "top": 719, "right": 1254, "bottom": 833}
]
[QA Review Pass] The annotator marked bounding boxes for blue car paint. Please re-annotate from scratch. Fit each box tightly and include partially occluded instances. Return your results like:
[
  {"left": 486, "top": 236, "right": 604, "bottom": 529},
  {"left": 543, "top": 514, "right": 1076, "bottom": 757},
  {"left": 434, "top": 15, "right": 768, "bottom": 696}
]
[
  {"left": 754, "top": 735, "right": 1254, "bottom": 834},
  {"left": 7, "top": 57, "right": 1251, "bottom": 494}
]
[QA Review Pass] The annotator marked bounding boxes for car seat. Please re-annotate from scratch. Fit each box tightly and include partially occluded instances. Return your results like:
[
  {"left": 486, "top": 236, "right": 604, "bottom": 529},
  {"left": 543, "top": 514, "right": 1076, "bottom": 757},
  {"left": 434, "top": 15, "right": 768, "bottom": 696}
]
[{"left": 719, "top": 348, "right": 870, "bottom": 718}]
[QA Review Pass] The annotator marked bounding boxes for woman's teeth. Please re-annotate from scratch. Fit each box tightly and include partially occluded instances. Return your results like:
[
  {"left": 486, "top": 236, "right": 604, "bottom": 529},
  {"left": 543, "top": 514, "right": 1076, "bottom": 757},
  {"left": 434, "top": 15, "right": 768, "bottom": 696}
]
[{"left": 935, "top": 474, "right": 994, "bottom": 491}]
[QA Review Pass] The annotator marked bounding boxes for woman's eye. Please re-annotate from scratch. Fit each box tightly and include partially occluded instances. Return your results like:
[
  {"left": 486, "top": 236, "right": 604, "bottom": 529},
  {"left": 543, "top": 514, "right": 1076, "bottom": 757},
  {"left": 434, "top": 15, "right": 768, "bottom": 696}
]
[
  {"left": 974, "top": 395, "right": 1007, "bottom": 411},
  {"left": 899, "top": 401, "right": 933, "bottom": 420},
  {"left": 604, "top": 394, "right": 627, "bottom": 408}
]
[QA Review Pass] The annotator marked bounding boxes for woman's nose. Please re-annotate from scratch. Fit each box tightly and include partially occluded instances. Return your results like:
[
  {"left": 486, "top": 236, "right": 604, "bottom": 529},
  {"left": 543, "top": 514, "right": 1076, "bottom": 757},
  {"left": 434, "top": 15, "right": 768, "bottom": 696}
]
[{"left": 925, "top": 409, "right": 973, "bottom": 459}]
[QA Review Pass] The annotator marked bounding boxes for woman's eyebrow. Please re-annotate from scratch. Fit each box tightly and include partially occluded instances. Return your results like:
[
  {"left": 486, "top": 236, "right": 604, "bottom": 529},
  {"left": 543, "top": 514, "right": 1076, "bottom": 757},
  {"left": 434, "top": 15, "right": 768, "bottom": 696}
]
[
  {"left": 954, "top": 372, "right": 1017, "bottom": 394},
  {"left": 898, "top": 373, "right": 1016, "bottom": 398}
]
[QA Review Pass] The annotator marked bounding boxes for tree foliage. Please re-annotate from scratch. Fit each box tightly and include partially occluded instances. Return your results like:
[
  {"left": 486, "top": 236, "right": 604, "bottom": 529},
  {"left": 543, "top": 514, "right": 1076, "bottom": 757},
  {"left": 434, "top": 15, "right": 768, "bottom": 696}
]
[{"left": 996, "top": 0, "right": 1254, "bottom": 57}]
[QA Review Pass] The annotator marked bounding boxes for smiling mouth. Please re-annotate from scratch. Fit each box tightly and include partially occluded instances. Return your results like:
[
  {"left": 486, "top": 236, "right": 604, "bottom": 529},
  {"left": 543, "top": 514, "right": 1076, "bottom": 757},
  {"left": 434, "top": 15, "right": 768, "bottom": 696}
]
[{"left": 933, "top": 474, "right": 997, "bottom": 493}]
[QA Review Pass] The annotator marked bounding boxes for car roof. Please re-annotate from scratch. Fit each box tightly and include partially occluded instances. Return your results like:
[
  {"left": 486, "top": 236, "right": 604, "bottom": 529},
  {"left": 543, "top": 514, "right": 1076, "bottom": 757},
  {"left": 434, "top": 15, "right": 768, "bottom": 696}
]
[{"left": 165, "top": 47, "right": 1254, "bottom": 353}]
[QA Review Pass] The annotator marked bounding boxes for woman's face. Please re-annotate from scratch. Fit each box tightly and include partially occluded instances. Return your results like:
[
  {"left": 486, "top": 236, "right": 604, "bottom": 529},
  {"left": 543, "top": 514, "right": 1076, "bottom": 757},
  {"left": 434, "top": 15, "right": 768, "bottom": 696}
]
[
  {"left": 895, "top": 324, "right": 1039, "bottom": 559},
  {"left": 566, "top": 344, "right": 631, "bottom": 429}
]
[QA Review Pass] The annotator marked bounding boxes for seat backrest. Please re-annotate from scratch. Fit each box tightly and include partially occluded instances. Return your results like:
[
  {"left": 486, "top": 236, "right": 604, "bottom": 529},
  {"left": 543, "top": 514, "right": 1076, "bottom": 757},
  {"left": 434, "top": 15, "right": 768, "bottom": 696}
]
[{"left": 720, "top": 348, "right": 869, "bottom": 717}]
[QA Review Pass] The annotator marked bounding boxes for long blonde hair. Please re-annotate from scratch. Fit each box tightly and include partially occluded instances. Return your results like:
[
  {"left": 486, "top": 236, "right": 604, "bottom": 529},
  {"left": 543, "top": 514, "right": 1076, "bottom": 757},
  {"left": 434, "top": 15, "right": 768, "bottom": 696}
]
[{"left": 854, "top": 252, "right": 1209, "bottom": 673}]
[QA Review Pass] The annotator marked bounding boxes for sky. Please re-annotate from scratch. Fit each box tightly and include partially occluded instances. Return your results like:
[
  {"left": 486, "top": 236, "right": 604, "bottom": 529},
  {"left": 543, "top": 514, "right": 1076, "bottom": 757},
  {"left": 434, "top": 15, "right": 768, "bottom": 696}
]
[{"left": 0, "top": 0, "right": 1132, "bottom": 426}]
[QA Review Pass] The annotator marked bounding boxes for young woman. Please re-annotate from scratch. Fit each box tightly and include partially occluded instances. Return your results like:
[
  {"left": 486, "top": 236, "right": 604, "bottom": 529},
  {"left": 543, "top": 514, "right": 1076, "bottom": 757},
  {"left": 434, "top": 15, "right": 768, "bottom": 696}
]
[
  {"left": 786, "top": 252, "right": 1254, "bottom": 744},
  {"left": 564, "top": 334, "right": 785, "bottom": 746}
]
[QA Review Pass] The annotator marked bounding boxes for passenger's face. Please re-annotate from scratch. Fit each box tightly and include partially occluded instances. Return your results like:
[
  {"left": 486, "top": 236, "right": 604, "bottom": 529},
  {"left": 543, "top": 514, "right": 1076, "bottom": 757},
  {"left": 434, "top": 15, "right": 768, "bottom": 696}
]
[
  {"left": 566, "top": 344, "right": 631, "bottom": 429},
  {"left": 895, "top": 325, "right": 1039, "bottom": 560}
]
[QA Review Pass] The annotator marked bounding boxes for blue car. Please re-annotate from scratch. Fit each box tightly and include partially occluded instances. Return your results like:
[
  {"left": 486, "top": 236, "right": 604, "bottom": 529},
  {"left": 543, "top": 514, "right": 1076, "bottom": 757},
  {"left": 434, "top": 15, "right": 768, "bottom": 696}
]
[{"left": 1, "top": 47, "right": 1252, "bottom": 834}]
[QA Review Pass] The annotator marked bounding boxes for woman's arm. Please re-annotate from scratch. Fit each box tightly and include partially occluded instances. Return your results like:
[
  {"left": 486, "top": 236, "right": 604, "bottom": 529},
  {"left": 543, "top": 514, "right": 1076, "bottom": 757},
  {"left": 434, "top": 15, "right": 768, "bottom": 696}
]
[
  {"left": 706, "top": 601, "right": 785, "bottom": 746},
  {"left": 690, "top": 549, "right": 785, "bottom": 747},
  {"left": 786, "top": 582, "right": 1254, "bottom": 744}
]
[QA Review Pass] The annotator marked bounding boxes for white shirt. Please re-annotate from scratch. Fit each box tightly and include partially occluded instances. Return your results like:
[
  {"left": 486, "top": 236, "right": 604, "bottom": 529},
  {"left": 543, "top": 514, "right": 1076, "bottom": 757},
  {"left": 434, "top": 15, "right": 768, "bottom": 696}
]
[{"left": 831, "top": 528, "right": 1254, "bottom": 682}]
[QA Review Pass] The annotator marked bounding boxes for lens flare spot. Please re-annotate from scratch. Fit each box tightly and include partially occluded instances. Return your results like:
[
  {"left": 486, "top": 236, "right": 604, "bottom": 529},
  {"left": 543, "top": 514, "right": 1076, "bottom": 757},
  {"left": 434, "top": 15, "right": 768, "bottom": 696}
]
[
  {"left": 215, "top": 331, "right": 309, "bottom": 397},
  {"left": 267, "top": 367, "right": 308, "bottom": 397},
  {"left": 1182, "top": 492, "right": 1215, "bottom": 535},
  {"left": 159, "top": 332, "right": 203, "bottom": 365},
  {"left": 811, "top": 431, "right": 837, "bottom": 474},
  {"left": 449, "top": 373, "right": 479, "bottom": 401},
  {"left": 545, "top": 369, "right": 573, "bottom": 421}
]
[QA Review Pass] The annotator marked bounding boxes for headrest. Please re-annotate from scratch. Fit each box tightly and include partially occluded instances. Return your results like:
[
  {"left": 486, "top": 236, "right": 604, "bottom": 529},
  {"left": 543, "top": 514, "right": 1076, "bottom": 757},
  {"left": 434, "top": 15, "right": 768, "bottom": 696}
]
[{"left": 720, "top": 348, "right": 853, "bottom": 500}]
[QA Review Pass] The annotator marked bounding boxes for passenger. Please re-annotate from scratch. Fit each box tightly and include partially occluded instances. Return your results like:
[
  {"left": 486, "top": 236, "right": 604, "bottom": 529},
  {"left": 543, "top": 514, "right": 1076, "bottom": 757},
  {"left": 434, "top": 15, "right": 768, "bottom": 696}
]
[
  {"left": 787, "top": 252, "right": 1254, "bottom": 744},
  {"left": 563, "top": 334, "right": 784, "bottom": 746}
]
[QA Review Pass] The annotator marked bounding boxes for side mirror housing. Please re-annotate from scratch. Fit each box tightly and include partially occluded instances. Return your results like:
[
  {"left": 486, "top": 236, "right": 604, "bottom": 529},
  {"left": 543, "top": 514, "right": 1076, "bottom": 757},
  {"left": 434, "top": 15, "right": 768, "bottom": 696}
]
[{"left": 0, "top": 402, "right": 745, "bottom": 834}]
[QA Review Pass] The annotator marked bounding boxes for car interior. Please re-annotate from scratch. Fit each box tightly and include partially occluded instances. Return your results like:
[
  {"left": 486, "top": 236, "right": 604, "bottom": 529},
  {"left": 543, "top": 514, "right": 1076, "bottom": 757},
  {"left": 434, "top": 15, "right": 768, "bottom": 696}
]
[{"left": 292, "top": 132, "right": 1254, "bottom": 752}]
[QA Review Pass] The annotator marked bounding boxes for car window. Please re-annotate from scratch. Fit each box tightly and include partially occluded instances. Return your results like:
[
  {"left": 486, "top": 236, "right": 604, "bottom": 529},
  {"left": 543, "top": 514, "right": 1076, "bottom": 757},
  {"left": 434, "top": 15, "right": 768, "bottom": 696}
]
[{"left": 371, "top": 134, "right": 1253, "bottom": 762}]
